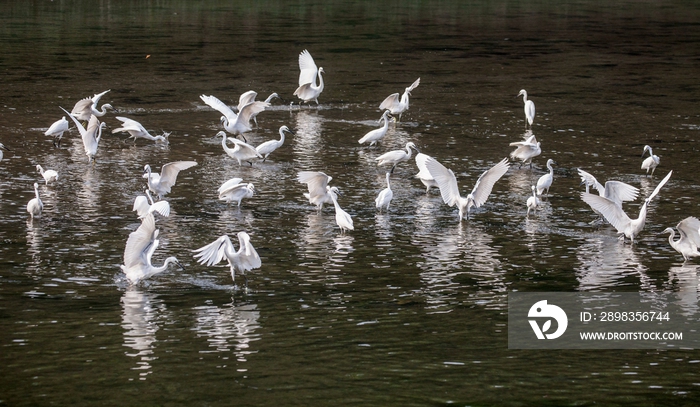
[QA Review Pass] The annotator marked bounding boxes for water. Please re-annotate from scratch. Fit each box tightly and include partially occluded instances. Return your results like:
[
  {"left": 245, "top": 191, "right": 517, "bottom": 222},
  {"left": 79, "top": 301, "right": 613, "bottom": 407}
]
[{"left": 2, "top": 1, "right": 700, "bottom": 405}]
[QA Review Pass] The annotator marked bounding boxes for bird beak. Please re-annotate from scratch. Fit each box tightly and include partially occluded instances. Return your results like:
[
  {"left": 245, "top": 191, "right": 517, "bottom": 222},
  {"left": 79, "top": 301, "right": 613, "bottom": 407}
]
[{"left": 176, "top": 260, "right": 185, "bottom": 270}]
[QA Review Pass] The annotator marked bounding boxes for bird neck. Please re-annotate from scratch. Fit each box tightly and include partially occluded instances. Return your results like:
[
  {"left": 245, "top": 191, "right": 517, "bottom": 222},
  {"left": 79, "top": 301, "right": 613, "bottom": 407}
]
[{"left": 316, "top": 70, "right": 324, "bottom": 91}]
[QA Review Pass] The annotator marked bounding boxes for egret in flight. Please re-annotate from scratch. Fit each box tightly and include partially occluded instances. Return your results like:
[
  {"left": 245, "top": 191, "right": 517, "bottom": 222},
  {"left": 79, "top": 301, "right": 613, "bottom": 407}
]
[
  {"left": 330, "top": 189, "right": 354, "bottom": 233},
  {"left": 641, "top": 145, "right": 660, "bottom": 176},
  {"left": 517, "top": 89, "right": 536, "bottom": 129},
  {"left": 27, "top": 183, "right": 43, "bottom": 219},
  {"left": 536, "top": 159, "right": 556, "bottom": 196},
  {"left": 61, "top": 108, "right": 107, "bottom": 163},
  {"left": 581, "top": 170, "right": 672, "bottom": 244},
  {"left": 376, "top": 142, "right": 420, "bottom": 173},
  {"left": 379, "top": 78, "right": 420, "bottom": 122},
  {"left": 256, "top": 125, "right": 293, "bottom": 162},
  {"left": 216, "top": 131, "right": 261, "bottom": 165},
  {"left": 358, "top": 110, "right": 392, "bottom": 147},
  {"left": 143, "top": 161, "right": 198, "bottom": 200},
  {"left": 193, "top": 232, "right": 261, "bottom": 287},
  {"left": 36, "top": 164, "right": 58, "bottom": 185},
  {"left": 0, "top": 143, "right": 10, "bottom": 162},
  {"left": 237, "top": 91, "right": 279, "bottom": 127},
  {"left": 71, "top": 90, "right": 113, "bottom": 122},
  {"left": 120, "top": 213, "right": 183, "bottom": 284},
  {"left": 200, "top": 94, "right": 269, "bottom": 142},
  {"left": 526, "top": 185, "right": 540, "bottom": 218},
  {"left": 294, "top": 50, "right": 325, "bottom": 105},
  {"left": 662, "top": 217, "right": 700, "bottom": 261},
  {"left": 133, "top": 189, "right": 171, "bottom": 220},
  {"left": 218, "top": 178, "right": 255, "bottom": 207},
  {"left": 509, "top": 133, "right": 541, "bottom": 168},
  {"left": 414, "top": 153, "right": 438, "bottom": 193},
  {"left": 45, "top": 116, "right": 69, "bottom": 147},
  {"left": 113, "top": 116, "right": 169, "bottom": 144},
  {"left": 297, "top": 171, "right": 338, "bottom": 210},
  {"left": 425, "top": 156, "right": 510, "bottom": 221},
  {"left": 375, "top": 172, "right": 393, "bottom": 212}
]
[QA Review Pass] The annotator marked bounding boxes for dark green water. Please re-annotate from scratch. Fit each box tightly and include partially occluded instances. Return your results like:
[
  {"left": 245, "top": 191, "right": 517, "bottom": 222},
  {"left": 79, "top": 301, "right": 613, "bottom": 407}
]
[{"left": 2, "top": 1, "right": 700, "bottom": 405}]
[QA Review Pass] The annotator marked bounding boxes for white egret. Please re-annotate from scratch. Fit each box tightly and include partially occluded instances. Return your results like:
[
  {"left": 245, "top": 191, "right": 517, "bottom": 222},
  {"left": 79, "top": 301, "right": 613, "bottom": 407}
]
[
  {"left": 294, "top": 50, "right": 325, "bottom": 105},
  {"left": 581, "top": 170, "right": 672, "bottom": 244},
  {"left": 193, "top": 232, "right": 261, "bottom": 286},
  {"left": 414, "top": 153, "right": 439, "bottom": 193},
  {"left": 215, "top": 131, "right": 261, "bottom": 165},
  {"left": 517, "top": 89, "right": 536, "bottom": 129},
  {"left": 45, "top": 116, "right": 69, "bottom": 147},
  {"left": 120, "top": 213, "right": 183, "bottom": 284},
  {"left": 218, "top": 178, "right": 255, "bottom": 207},
  {"left": 375, "top": 172, "right": 393, "bottom": 212},
  {"left": 577, "top": 168, "right": 639, "bottom": 206},
  {"left": 379, "top": 78, "right": 420, "bottom": 121},
  {"left": 60, "top": 108, "right": 107, "bottom": 163},
  {"left": 536, "top": 159, "right": 556, "bottom": 196},
  {"left": 297, "top": 171, "right": 337, "bottom": 210},
  {"left": 376, "top": 142, "right": 420, "bottom": 173},
  {"left": 0, "top": 143, "right": 10, "bottom": 161},
  {"left": 133, "top": 189, "right": 171, "bottom": 219},
  {"left": 526, "top": 185, "right": 540, "bottom": 217},
  {"left": 237, "top": 91, "right": 279, "bottom": 127},
  {"left": 143, "top": 161, "right": 198, "bottom": 200},
  {"left": 425, "top": 156, "right": 510, "bottom": 221},
  {"left": 255, "top": 125, "right": 293, "bottom": 162},
  {"left": 663, "top": 217, "right": 700, "bottom": 261},
  {"left": 330, "top": 189, "right": 354, "bottom": 233},
  {"left": 200, "top": 94, "right": 269, "bottom": 142},
  {"left": 509, "top": 133, "right": 541, "bottom": 168},
  {"left": 113, "top": 116, "right": 169, "bottom": 144},
  {"left": 36, "top": 164, "right": 58, "bottom": 185},
  {"left": 27, "top": 183, "right": 43, "bottom": 219},
  {"left": 641, "top": 145, "right": 660, "bottom": 176},
  {"left": 358, "top": 110, "right": 392, "bottom": 147},
  {"left": 71, "top": 90, "right": 113, "bottom": 121}
]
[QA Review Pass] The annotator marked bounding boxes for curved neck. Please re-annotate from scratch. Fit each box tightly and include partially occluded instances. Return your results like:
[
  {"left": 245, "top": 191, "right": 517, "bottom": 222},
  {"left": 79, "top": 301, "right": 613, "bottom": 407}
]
[
  {"left": 316, "top": 70, "right": 324, "bottom": 92},
  {"left": 278, "top": 129, "right": 286, "bottom": 143}
]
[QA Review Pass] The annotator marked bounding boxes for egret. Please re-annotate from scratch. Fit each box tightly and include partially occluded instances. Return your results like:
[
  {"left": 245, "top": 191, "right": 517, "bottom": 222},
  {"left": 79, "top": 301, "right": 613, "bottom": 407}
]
[
  {"left": 133, "top": 189, "right": 171, "bottom": 219},
  {"left": 330, "top": 189, "right": 354, "bottom": 233},
  {"left": 61, "top": 108, "right": 107, "bottom": 163},
  {"left": 217, "top": 178, "right": 255, "bottom": 207},
  {"left": 193, "top": 232, "right": 261, "bottom": 286},
  {"left": 581, "top": 170, "right": 672, "bottom": 244},
  {"left": 375, "top": 172, "right": 393, "bottom": 212},
  {"left": 425, "top": 156, "right": 510, "bottom": 221},
  {"left": 71, "top": 90, "right": 113, "bottom": 122},
  {"left": 376, "top": 142, "right": 420, "bottom": 173},
  {"left": 526, "top": 185, "right": 540, "bottom": 217},
  {"left": 379, "top": 78, "right": 420, "bottom": 121},
  {"left": 0, "top": 143, "right": 10, "bottom": 161},
  {"left": 200, "top": 94, "right": 269, "bottom": 142},
  {"left": 358, "top": 110, "right": 392, "bottom": 147},
  {"left": 113, "top": 116, "right": 169, "bottom": 144},
  {"left": 662, "top": 217, "right": 700, "bottom": 261},
  {"left": 36, "top": 164, "right": 58, "bottom": 185},
  {"left": 143, "top": 161, "right": 198, "bottom": 200},
  {"left": 517, "top": 89, "right": 536, "bottom": 129},
  {"left": 120, "top": 213, "right": 183, "bottom": 284},
  {"left": 509, "top": 133, "right": 541, "bottom": 168},
  {"left": 297, "top": 171, "right": 337, "bottom": 210},
  {"left": 294, "top": 50, "right": 325, "bottom": 105},
  {"left": 255, "top": 125, "right": 293, "bottom": 162},
  {"left": 237, "top": 90, "right": 279, "bottom": 127},
  {"left": 641, "top": 145, "right": 660, "bottom": 176},
  {"left": 215, "top": 131, "right": 261, "bottom": 165},
  {"left": 27, "top": 183, "right": 43, "bottom": 219},
  {"left": 45, "top": 117, "right": 69, "bottom": 147},
  {"left": 536, "top": 159, "right": 556, "bottom": 196},
  {"left": 414, "top": 153, "right": 439, "bottom": 193},
  {"left": 577, "top": 168, "right": 639, "bottom": 206}
]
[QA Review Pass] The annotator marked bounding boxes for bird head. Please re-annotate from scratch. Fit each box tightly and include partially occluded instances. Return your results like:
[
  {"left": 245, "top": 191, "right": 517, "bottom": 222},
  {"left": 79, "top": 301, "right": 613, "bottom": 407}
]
[
  {"left": 407, "top": 142, "right": 421, "bottom": 153},
  {"left": 281, "top": 125, "right": 295, "bottom": 135},
  {"left": 143, "top": 164, "right": 151, "bottom": 175},
  {"left": 35, "top": 164, "right": 42, "bottom": 172},
  {"left": 661, "top": 227, "right": 674, "bottom": 235},
  {"left": 516, "top": 89, "right": 527, "bottom": 98},
  {"left": 0, "top": 143, "right": 9, "bottom": 151},
  {"left": 319, "top": 67, "right": 325, "bottom": 74}
]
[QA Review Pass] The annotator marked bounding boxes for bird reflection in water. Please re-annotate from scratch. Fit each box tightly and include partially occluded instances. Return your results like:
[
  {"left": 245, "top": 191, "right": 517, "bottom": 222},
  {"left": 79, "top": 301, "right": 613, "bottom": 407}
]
[
  {"left": 121, "top": 289, "right": 166, "bottom": 380},
  {"left": 292, "top": 111, "right": 323, "bottom": 169},
  {"left": 666, "top": 263, "right": 700, "bottom": 316},
  {"left": 575, "top": 235, "right": 655, "bottom": 291},
  {"left": 192, "top": 300, "right": 261, "bottom": 362}
]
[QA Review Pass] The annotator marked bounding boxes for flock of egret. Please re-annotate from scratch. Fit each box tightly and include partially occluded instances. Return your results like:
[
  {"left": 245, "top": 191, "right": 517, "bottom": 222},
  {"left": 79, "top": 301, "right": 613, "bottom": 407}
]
[{"left": 10, "top": 48, "right": 696, "bottom": 288}]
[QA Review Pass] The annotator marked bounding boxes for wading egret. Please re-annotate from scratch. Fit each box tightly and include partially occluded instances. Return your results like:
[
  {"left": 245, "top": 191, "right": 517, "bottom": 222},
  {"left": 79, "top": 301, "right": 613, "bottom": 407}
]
[
  {"left": 256, "top": 125, "right": 293, "bottom": 162},
  {"left": 113, "top": 116, "right": 169, "bottom": 144},
  {"left": 330, "top": 189, "right": 354, "bottom": 233},
  {"left": 133, "top": 189, "right": 171, "bottom": 219},
  {"left": 294, "top": 50, "right": 325, "bottom": 105},
  {"left": 414, "top": 153, "right": 439, "bottom": 193},
  {"left": 358, "top": 110, "right": 392, "bottom": 147},
  {"left": 662, "top": 217, "right": 700, "bottom": 261},
  {"left": 215, "top": 131, "right": 261, "bottom": 165},
  {"left": 45, "top": 117, "right": 69, "bottom": 147},
  {"left": 581, "top": 170, "right": 672, "bottom": 244},
  {"left": 375, "top": 172, "right": 393, "bottom": 212},
  {"left": 143, "top": 161, "right": 198, "bottom": 200},
  {"left": 27, "top": 183, "right": 43, "bottom": 219},
  {"left": 376, "top": 142, "right": 420, "bottom": 173},
  {"left": 379, "top": 78, "right": 420, "bottom": 121},
  {"left": 200, "top": 94, "right": 269, "bottom": 142},
  {"left": 193, "top": 232, "right": 261, "bottom": 286},
  {"left": 577, "top": 169, "right": 639, "bottom": 206},
  {"left": 641, "top": 145, "right": 660, "bottom": 176},
  {"left": 218, "top": 178, "right": 255, "bottom": 206},
  {"left": 71, "top": 90, "right": 113, "bottom": 121},
  {"left": 36, "top": 164, "right": 58, "bottom": 185},
  {"left": 425, "top": 156, "right": 510, "bottom": 221},
  {"left": 517, "top": 89, "right": 535, "bottom": 129},
  {"left": 526, "top": 185, "right": 540, "bottom": 217},
  {"left": 0, "top": 143, "right": 10, "bottom": 161},
  {"left": 61, "top": 108, "right": 107, "bottom": 163},
  {"left": 297, "top": 171, "right": 337, "bottom": 210},
  {"left": 509, "top": 133, "right": 541, "bottom": 167},
  {"left": 536, "top": 159, "right": 556, "bottom": 196},
  {"left": 237, "top": 91, "right": 279, "bottom": 127},
  {"left": 120, "top": 213, "right": 183, "bottom": 284}
]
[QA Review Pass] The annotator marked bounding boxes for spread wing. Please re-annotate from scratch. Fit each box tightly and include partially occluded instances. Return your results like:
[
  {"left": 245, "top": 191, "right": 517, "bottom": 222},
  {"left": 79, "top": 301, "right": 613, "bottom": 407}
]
[
  {"left": 217, "top": 178, "right": 243, "bottom": 195},
  {"left": 424, "top": 156, "right": 460, "bottom": 207},
  {"left": 647, "top": 170, "right": 672, "bottom": 203},
  {"left": 60, "top": 106, "right": 87, "bottom": 136},
  {"left": 298, "top": 49, "right": 318, "bottom": 86},
  {"left": 379, "top": 93, "right": 400, "bottom": 111},
  {"left": 133, "top": 195, "right": 150, "bottom": 218},
  {"left": 193, "top": 235, "right": 232, "bottom": 266},
  {"left": 678, "top": 217, "right": 700, "bottom": 248},
  {"left": 200, "top": 94, "right": 236, "bottom": 119},
  {"left": 123, "top": 213, "right": 157, "bottom": 268},
  {"left": 113, "top": 116, "right": 148, "bottom": 134},
  {"left": 235, "top": 232, "right": 262, "bottom": 271},
  {"left": 414, "top": 153, "right": 434, "bottom": 181},
  {"left": 158, "top": 161, "right": 198, "bottom": 189},
  {"left": 237, "top": 90, "right": 258, "bottom": 110},
  {"left": 603, "top": 181, "right": 639, "bottom": 205},
  {"left": 469, "top": 158, "right": 510, "bottom": 208},
  {"left": 581, "top": 193, "right": 631, "bottom": 233},
  {"left": 406, "top": 77, "right": 421, "bottom": 93},
  {"left": 297, "top": 171, "right": 332, "bottom": 198},
  {"left": 238, "top": 101, "right": 270, "bottom": 125}
]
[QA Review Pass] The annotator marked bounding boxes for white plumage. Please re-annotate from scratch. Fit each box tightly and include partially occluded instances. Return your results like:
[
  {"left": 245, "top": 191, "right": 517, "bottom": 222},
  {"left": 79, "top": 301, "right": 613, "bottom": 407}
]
[
  {"left": 45, "top": 116, "right": 70, "bottom": 147},
  {"left": 217, "top": 178, "right": 255, "bottom": 206},
  {"left": 297, "top": 171, "right": 337, "bottom": 210},
  {"left": 27, "top": 183, "right": 43, "bottom": 219},
  {"left": 379, "top": 78, "right": 420, "bottom": 121},
  {"left": 193, "top": 232, "right": 261, "bottom": 285},
  {"left": 200, "top": 94, "right": 269, "bottom": 142},
  {"left": 120, "top": 213, "right": 182, "bottom": 284},
  {"left": 376, "top": 142, "right": 420, "bottom": 173},
  {"left": 36, "top": 164, "right": 58, "bottom": 185},
  {"left": 61, "top": 108, "right": 107, "bottom": 163},
  {"left": 641, "top": 145, "right": 660, "bottom": 176},
  {"left": 509, "top": 133, "right": 541, "bottom": 168},
  {"left": 358, "top": 110, "right": 392, "bottom": 146},
  {"left": 294, "top": 50, "right": 325, "bottom": 105},
  {"left": 133, "top": 190, "right": 171, "bottom": 219},
  {"left": 256, "top": 125, "right": 293, "bottom": 162},
  {"left": 536, "top": 159, "right": 555, "bottom": 196},
  {"left": 517, "top": 89, "right": 536, "bottom": 129},
  {"left": 143, "top": 161, "right": 198, "bottom": 199},
  {"left": 663, "top": 217, "right": 700, "bottom": 261},
  {"left": 70, "top": 90, "right": 113, "bottom": 121},
  {"left": 375, "top": 172, "right": 393, "bottom": 212},
  {"left": 414, "top": 153, "right": 438, "bottom": 193},
  {"left": 113, "top": 116, "right": 169, "bottom": 144}
]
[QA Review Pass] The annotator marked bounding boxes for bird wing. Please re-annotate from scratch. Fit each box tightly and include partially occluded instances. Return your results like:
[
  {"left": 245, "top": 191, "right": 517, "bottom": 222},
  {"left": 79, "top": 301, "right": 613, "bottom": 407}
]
[
  {"left": 193, "top": 235, "right": 233, "bottom": 266},
  {"left": 133, "top": 195, "right": 150, "bottom": 218},
  {"left": 217, "top": 178, "right": 243, "bottom": 195},
  {"left": 414, "top": 153, "right": 434, "bottom": 180},
  {"left": 297, "top": 171, "right": 331, "bottom": 198},
  {"left": 70, "top": 97, "right": 93, "bottom": 119},
  {"left": 424, "top": 155, "right": 461, "bottom": 207},
  {"left": 469, "top": 158, "right": 510, "bottom": 208},
  {"left": 577, "top": 169, "right": 602, "bottom": 192},
  {"left": 91, "top": 89, "right": 111, "bottom": 104},
  {"left": 236, "top": 232, "right": 262, "bottom": 271},
  {"left": 256, "top": 139, "right": 278, "bottom": 155},
  {"left": 647, "top": 170, "right": 672, "bottom": 202},
  {"left": 149, "top": 201, "right": 171, "bottom": 217},
  {"left": 678, "top": 217, "right": 700, "bottom": 248},
  {"left": 123, "top": 213, "right": 157, "bottom": 268},
  {"left": 237, "top": 90, "right": 258, "bottom": 110},
  {"left": 238, "top": 101, "right": 270, "bottom": 125},
  {"left": 60, "top": 107, "right": 87, "bottom": 136},
  {"left": 112, "top": 116, "right": 148, "bottom": 134},
  {"left": 200, "top": 94, "right": 236, "bottom": 119},
  {"left": 581, "top": 193, "right": 631, "bottom": 233},
  {"left": 379, "top": 93, "right": 400, "bottom": 111},
  {"left": 406, "top": 77, "right": 421, "bottom": 93},
  {"left": 298, "top": 49, "right": 318, "bottom": 86},
  {"left": 83, "top": 115, "right": 101, "bottom": 152},
  {"left": 603, "top": 181, "right": 639, "bottom": 205},
  {"left": 158, "top": 161, "right": 198, "bottom": 189},
  {"left": 230, "top": 138, "right": 262, "bottom": 158}
]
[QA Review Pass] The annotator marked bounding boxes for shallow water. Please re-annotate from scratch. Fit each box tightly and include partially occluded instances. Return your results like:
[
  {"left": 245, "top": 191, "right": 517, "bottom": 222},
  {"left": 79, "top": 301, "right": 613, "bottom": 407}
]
[{"left": 3, "top": 1, "right": 700, "bottom": 405}]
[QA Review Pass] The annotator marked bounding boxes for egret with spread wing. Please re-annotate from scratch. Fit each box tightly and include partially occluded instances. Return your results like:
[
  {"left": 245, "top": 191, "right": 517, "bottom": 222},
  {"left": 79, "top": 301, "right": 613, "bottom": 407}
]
[
  {"left": 143, "top": 161, "right": 198, "bottom": 199},
  {"left": 120, "top": 213, "right": 183, "bottom": 284},
  {"left": 61, "top": 108, "right": 107, "bottom": 163},
  {"left": 294, "top": 50, "right": 325, "bottom": 105},
  {"left": 663, "top": 217, "right": 700, "bottom": 261},
  {"left": 193, "top": 232, "right": 261, "bottom": 286},
  {"left": 509, "top": 133, "right": 541, "bottom": 168},
  {"left": 297, "top": 171, "right": 338, "bottom": 210},
  {"left": 218, "top": 178, "right": 255, "bottom": 207},
  {"left": 71, "top": 90, "right": 113, "bottom": 122},
  {"left": 113, "top": 116, "right": 169, "bottom": 144},
  {"left": 133, "top": 189, "right": 171, "bottom": 219},
  {"left": 200, "top": 94, "right": 269, "bottom": 142},
  {"left": 379, "top": 78, "right": 420, "bottom": 121}
]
